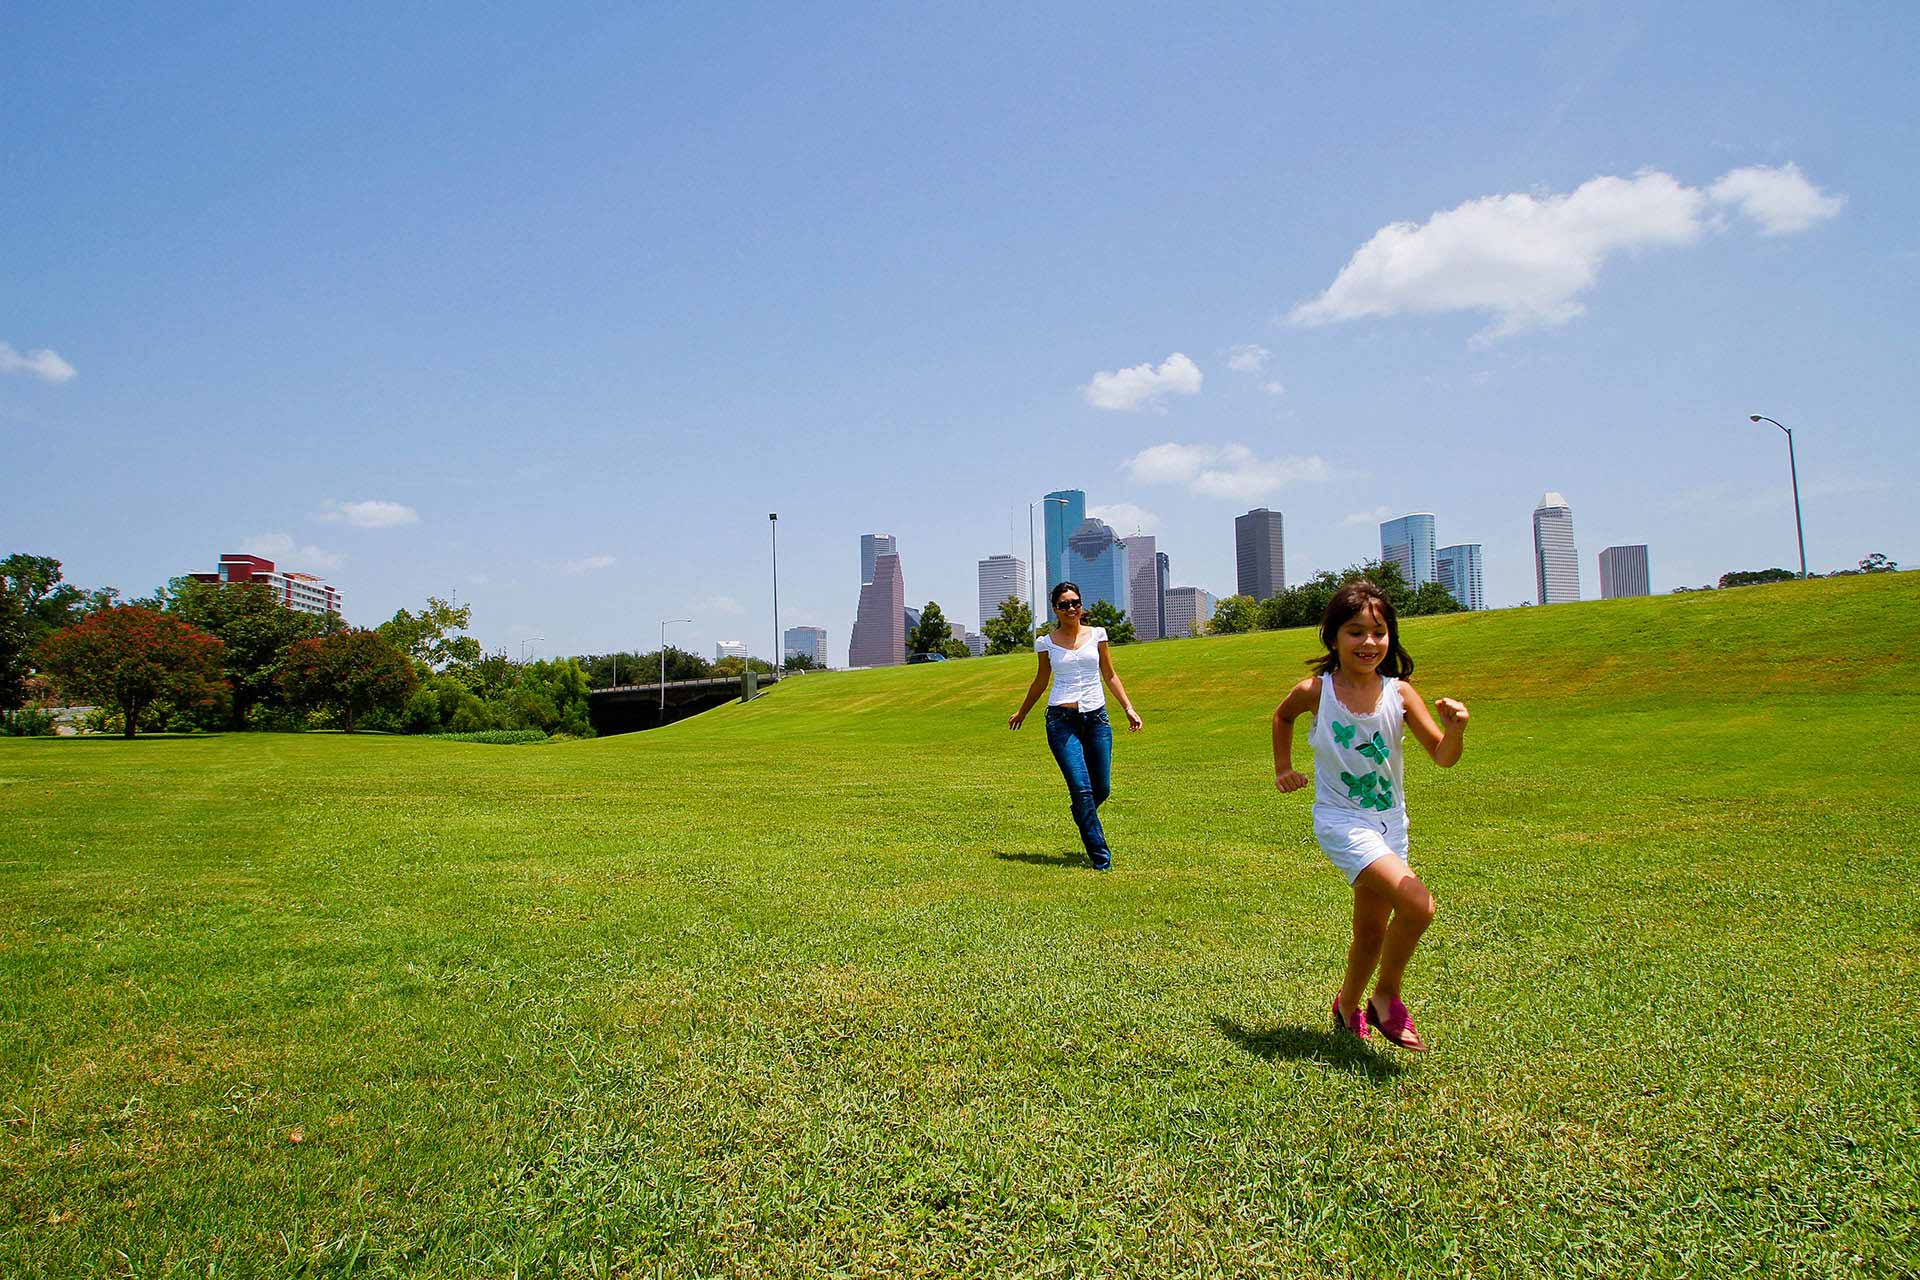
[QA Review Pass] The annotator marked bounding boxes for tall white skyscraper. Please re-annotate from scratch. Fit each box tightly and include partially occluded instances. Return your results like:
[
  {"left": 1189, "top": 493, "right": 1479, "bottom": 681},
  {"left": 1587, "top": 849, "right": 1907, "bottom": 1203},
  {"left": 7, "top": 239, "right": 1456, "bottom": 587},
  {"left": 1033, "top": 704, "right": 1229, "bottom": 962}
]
[
  {"left": 859, "top": 533, "right": 897, "bottom": 586},
  {"left": 1599, "top": 545, "right": 1651, "bottom": 598},
  {"left": 715, "top": 640, "right": 747, "bottom": 662},
  {"left": 1380, "top": 513, "right": 1437, "bottom": 587},
  {"left": 1533, "top": 492, "right": 1581, "bottom": 605},
  {"left": 976, "top": 554, "right": 1029, "bottom": 629},
  {"left": 1435, "top": 544, "right": 1484, "bottom": 611},
  {"left": 1117, "top": 534, "right": 1162, "bottom": 639}
]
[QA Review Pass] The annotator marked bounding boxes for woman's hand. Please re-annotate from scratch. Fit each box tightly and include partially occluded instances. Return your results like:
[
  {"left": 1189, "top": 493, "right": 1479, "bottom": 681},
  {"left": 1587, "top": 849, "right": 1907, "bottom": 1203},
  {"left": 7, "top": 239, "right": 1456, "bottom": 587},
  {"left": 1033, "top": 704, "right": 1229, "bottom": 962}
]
[
  {"left": 1008, "top": 711, "right": 1026, "bottom": 731},
  {"left": 1274, "top": 769, "right": 1309, "bottom": 793},
  {"left": 1436, "top": 698, "right": 1469, "bottom": 730},
  {"left": 1124, "top": 706, "right": 1143, "bottom": 733}
]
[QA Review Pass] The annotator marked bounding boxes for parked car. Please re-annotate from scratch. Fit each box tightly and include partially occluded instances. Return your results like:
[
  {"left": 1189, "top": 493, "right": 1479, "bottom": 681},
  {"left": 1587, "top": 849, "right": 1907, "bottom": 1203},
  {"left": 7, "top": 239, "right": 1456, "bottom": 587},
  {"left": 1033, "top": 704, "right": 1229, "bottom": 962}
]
[{"left": 907, "top": 652, "right": 948, "bottom": 664}]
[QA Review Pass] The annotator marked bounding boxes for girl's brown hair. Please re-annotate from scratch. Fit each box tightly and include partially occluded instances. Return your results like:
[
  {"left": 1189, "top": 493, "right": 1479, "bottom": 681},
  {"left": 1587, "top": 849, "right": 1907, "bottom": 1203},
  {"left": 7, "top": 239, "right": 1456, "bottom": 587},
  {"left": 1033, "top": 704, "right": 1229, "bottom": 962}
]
[{"left": 1310, "top": 580, "right": 1415, "bottom": 678}]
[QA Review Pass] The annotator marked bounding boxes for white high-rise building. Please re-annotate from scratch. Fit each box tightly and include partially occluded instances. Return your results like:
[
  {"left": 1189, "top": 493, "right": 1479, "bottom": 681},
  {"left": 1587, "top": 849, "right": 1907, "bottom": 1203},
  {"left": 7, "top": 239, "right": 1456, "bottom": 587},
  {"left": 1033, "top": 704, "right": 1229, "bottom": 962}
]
[
  {"left": 715, "top": 640, "right": 748, "bottom": 662},
  {"left": 1435, "top": 544, "right": 1485, "bottom": 611},
  {"left": 1533, "top": 492, "right": 1581, "bottom": 605},
  {"left": 1599, "top": 545, "right": 1651, "bottom": 599},
  {"left": 1163, "top": 587, "right": 1216, "bottom": 638},
  {"left": 783, "top": 626, "right": 828, "bottom": 666},
  {"left": 977, "top": 554, "right": 1029, "bottom": 630}
]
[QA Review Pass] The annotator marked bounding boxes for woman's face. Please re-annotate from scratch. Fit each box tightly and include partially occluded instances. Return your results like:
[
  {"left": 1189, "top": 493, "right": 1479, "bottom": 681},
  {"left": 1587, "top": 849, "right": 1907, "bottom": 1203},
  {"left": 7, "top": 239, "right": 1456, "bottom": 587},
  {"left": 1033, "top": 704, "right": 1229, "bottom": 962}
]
[
  {"left": 1336, "top": 604, "right": 1390, "bottom": 673},
  {"left": 1053, "top": 592, "right": 1082, "bottom": 624}
]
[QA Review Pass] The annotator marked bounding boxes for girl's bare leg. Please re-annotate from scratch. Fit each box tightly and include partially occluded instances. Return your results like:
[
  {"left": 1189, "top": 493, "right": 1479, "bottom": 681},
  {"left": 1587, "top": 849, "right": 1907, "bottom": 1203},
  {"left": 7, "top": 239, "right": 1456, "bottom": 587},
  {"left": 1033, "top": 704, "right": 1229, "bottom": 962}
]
[
  {"left": 1354, "top": 854, "right": 1436, "bottom": 1009},
  {"left": 1338, "top": 882, "right": 1392, "bottom": 1019}
]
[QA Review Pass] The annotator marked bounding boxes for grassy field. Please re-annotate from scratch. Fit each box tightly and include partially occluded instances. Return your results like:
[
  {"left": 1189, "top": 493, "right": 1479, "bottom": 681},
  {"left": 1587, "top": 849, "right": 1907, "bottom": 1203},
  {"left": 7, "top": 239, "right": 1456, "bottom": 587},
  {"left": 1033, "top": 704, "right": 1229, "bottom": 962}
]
[{"left": 3, "top": 574, "right": 1917, "bottom": 1277}]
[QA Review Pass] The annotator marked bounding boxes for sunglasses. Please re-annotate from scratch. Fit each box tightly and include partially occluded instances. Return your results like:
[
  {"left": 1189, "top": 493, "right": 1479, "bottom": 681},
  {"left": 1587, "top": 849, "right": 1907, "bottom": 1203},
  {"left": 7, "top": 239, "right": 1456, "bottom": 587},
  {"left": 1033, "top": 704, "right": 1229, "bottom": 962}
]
[{"left": 1055, "top": 599, "right": 1082, "bottom": 611}]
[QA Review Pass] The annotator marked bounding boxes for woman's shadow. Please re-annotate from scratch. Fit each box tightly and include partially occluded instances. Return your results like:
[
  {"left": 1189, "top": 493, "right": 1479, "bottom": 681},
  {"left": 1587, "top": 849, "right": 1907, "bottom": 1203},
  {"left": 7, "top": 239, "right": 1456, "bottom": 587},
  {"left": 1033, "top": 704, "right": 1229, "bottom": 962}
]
[
  {"left": 991, "top": 849, "right": 1085, "bottom": 869},
  {"left": 1212, "top": 1016, "right": 1405, "bottom": 1081}
]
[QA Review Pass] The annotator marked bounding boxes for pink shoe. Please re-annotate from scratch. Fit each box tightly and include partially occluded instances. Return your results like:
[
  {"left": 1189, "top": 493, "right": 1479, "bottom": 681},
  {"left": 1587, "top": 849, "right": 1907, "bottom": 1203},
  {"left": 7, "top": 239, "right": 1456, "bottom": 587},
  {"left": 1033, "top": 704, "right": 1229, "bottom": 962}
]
[
  {"left": 1332, "top": 994, "right": 1370, "bottom": 1038},
  {"left": 1366, "top": 996, "right": 1428, "bottom": 1052}
]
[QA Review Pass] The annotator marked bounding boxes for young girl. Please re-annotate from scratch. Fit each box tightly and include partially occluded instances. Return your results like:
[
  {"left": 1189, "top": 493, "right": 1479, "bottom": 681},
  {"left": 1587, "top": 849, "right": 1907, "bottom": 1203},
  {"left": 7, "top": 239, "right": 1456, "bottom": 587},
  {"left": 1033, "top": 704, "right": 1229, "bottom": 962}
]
[{"left": 1271, "top": 581, "right": 1468, "bottom": 1051}]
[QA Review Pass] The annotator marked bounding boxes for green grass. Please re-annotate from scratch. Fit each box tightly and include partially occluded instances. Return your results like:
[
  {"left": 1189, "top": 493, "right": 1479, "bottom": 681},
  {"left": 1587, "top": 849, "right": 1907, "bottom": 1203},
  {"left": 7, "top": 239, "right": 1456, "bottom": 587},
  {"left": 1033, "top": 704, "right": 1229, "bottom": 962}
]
[{"left": 3, "top": 574, "right": 1917, "bottom": 1277}]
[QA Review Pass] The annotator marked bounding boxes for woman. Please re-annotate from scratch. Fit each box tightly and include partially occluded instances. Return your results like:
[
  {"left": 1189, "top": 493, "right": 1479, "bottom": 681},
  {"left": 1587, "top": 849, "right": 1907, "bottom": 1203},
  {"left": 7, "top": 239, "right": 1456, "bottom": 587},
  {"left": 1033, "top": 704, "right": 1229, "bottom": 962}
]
[{"left": 1008, "top": 581, "right": 1144, "bottom": 870}]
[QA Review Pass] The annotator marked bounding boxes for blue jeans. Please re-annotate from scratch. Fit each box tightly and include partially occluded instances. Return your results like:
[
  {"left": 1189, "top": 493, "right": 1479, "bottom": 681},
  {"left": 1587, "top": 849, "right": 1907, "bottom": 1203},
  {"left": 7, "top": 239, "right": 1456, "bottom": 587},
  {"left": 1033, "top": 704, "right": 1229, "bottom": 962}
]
[{"left": 1045, "top": 705, "right": 1113, "bottom": 868}]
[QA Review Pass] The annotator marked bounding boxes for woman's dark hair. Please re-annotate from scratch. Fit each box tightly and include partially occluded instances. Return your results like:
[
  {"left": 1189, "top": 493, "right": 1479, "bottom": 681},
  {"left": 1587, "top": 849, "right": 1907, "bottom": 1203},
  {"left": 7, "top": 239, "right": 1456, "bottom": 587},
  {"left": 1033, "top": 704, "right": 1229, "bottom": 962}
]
[
  {"left": 1049, "top": 581, "right": 1083, "bottom": 608},
  {"left": 1311, "top": 580, "right": 1414, "bottom": 678}
]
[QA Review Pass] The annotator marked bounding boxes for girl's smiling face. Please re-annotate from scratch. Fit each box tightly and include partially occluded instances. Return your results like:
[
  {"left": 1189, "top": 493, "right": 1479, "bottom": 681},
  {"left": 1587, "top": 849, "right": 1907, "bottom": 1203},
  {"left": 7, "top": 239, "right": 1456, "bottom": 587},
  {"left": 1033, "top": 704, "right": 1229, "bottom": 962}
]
[{"left": 1337, "top": 604, "right": 1391, "bottom": 674}]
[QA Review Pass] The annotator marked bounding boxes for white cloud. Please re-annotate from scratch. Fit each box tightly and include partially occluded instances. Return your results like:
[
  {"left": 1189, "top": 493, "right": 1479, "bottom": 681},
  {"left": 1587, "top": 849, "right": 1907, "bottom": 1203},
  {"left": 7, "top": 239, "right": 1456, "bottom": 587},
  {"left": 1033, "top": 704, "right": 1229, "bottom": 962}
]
[
  {"left": 1291, "top": 165, "right": 1844, "bottom": 338},
  {"left": 1088, "top": 502, "right": 1162, "bottom": 535},
  {"left": 1708, "top": 163, "right": 1846, "bottom": 236},
  {"left": 560, "top": 554, "right": 616, "bottom": 575},
  {"left": 1262, "top": 380, "right": 1286, "bottom": 397},
  {"left": 242, "top": 531, "right": 343, "bottom": 571},
  {"left": 1124, "top": 442, "right": 1330, "bottom": 501},
  {"left": 321, "top": 499, "right": 420, "bottom": 529},
  {"left": 1341, "top": 505, "right": 1393, "bottom": 527},
  {"left": 0, "top": 341, "right": 76, "bottom": 383},
  {"left": 1082, "top": 353, "right": 1202, "bottom": 412},
  {"left": 1226, "top": 344, "right": 1271, "bottom": 374}
]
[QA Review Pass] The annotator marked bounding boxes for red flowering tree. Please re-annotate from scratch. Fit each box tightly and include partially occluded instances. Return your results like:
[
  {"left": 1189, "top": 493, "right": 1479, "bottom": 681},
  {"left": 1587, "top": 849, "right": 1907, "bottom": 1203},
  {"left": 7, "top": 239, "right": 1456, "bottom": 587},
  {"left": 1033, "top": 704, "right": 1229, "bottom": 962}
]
[
  {"left": 36, "top": 606, "right": 226, "bottom": 738},
  {"left": 277, "top": 628, "right": 417, "bottom": 732}
]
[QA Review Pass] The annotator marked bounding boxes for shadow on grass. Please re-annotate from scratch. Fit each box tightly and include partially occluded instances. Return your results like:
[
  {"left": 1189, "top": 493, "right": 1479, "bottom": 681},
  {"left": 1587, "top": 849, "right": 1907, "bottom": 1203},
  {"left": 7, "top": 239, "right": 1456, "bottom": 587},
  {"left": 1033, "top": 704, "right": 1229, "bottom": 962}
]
[
  {"left": 1212, "top": 1016, "right": 1405, "bottom": 1081},
  {"left": 992, "top": 849, "right": 1088, "bottom": 869}
]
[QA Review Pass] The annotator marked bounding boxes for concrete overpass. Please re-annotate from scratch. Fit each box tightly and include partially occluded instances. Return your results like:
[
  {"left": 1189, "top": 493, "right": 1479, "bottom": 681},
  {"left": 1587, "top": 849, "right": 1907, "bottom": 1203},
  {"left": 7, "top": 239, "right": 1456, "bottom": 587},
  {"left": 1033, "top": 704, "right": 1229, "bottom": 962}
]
[{"left": 587, "top": 671, "right": 790, "bottom": 736}]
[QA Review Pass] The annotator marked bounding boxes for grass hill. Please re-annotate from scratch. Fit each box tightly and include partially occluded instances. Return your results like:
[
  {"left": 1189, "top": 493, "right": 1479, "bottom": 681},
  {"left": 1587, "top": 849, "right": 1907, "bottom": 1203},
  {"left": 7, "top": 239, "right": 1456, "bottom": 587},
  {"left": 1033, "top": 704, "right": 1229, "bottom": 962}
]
[{"left": 3, "top": 573, "right": 1916, "bottom": 1276}]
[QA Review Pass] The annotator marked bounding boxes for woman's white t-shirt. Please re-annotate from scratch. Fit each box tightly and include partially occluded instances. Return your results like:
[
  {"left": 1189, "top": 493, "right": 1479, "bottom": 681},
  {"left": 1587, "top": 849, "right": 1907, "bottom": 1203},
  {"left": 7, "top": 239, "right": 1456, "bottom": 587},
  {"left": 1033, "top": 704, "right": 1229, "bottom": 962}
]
[{"left": 1036, "top": 626, "right": 1107, "bottom": 709}]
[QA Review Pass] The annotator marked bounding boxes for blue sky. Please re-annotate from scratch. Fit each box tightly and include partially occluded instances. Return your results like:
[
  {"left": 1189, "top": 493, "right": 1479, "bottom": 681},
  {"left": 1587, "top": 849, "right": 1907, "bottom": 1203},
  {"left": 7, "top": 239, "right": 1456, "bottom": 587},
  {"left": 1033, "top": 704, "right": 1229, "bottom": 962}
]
[{"left": 5, "top": 2, "right": 1914, "bottom": 662}]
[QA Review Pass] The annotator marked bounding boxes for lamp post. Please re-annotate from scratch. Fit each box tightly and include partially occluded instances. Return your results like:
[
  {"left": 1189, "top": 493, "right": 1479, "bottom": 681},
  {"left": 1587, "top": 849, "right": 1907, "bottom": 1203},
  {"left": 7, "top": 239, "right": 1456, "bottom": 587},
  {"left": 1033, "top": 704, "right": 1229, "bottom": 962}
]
[
  {"left": 520, "top": 637, "right": 544, "bottom": 664},
  {"left": 1749, "top": 415, "right": 1808, "bottom": 579},
  {"left": 659, "top": 618, "right": 691, "bottom": 717},
  {"left": 769, "top": 512, "right": 780, "bottom": 673},
  {"left": 1028, "top": 496, "right": 1071, "bottom": 630}
]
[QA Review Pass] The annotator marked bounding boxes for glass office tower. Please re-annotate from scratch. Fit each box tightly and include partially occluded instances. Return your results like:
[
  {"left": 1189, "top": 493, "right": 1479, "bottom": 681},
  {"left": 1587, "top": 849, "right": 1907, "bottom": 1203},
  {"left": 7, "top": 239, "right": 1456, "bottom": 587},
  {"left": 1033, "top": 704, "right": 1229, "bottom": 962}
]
[
  {"left": 1435, "top": 543, "right": 1484, "bottom": 610},
  {"left": 1379, "top": 513, "right": 1437, "bottom": 587}
]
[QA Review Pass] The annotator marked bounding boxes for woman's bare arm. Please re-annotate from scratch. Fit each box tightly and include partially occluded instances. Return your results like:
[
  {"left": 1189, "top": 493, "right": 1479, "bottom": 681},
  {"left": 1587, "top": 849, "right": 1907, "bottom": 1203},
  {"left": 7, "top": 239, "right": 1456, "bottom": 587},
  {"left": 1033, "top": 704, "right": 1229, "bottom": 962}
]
[{"left": 1009, "top": 652, "right": 1051, "bottom": 729}]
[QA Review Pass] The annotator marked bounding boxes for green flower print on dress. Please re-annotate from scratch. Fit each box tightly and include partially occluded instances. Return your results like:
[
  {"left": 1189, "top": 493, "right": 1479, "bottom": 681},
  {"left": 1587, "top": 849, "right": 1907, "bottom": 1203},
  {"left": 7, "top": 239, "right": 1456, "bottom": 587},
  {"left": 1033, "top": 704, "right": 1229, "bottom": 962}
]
[
  {"left": 1340, "top": 770, "right": 1395, "bottom": 812},
  {"left": 1330, "top": 721, "right": 1356, "bottom": 748},
  {"left": 1356, "top": 731, "right": 1391, "bottom": 765}
]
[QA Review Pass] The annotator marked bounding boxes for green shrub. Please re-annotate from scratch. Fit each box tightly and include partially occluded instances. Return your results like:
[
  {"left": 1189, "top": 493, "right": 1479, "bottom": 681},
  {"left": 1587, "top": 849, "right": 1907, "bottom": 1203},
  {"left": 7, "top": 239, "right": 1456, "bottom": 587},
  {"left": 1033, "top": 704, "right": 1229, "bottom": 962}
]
[
  {"left": 0, "top": 708, "right": 57, "bottom": 736},
  {"left": 425, "top": 728, "right": 551, "bottom": 745}
]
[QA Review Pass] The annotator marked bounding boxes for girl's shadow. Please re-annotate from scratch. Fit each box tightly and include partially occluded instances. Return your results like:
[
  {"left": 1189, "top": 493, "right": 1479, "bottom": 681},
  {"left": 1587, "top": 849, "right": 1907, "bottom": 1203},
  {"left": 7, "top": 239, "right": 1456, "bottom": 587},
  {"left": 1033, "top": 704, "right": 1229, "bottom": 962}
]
[
  {"left": 991, "top": 850, "right": 1085, "bottom": 869},
  {"left": 1212, "top": 1016, "right": 1405, "bottom": 1081}
]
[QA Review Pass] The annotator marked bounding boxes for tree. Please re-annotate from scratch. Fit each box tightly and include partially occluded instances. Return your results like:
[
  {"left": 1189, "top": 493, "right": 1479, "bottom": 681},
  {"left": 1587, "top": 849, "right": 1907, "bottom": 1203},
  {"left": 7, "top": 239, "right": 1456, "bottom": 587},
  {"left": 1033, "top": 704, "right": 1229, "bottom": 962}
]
[
  {"left": 713, "top": 655, "right": 776, "bottom": 676},
  {"left": 36, "top": 607, "right": 225, "bottom": 738},
  {"left": 1083, "top": 599, "right": 1136, "bottom": 644},
  {"left": 783, "top": 652, "right": 822, "bottom": 672},
  {"left": 378, "top": 597, "right": 483, "bottom": 678},
  {"left": 1719, "top": 568, "right": 1797, "bottom": 589},
  {"left": 277, "top": 629, "right": 418, "bottom": 732},
  {"left": 982, "top": 597, "right": 1034, "bottom": 656},
  {"left": 1860, "top": 553, "right": 1899, "bottom": 573},
  {"left": 1208, "top": 595, "right": 1259, "bottom": 635},
  {"left": 162, "top": 576, "right": 335, "bottom": 728},
  {"left": 908, "top": 601, "right": 956, "bottom": 657},
  {"left": 1, "top": 554, "right": 89, "bottom": 712},
  {"left": 1407, "top": 581, "right": 1465, "bottom": 617}
]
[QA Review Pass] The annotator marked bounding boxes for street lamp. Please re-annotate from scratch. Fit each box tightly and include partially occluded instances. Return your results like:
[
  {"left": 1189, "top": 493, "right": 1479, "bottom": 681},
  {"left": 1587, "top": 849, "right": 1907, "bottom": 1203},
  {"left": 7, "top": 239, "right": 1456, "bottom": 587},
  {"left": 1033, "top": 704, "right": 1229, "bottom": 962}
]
[
  {"left": 769, "top": 512, "right": 780, "bottom": 674},
  {"left": 1028, "top": 496, "right": 1071, "bottom": 630},
  {"left": 520, "top": 637, "right": 544, "bottom": 663},
  {"left": 659, "top": 618, "right": 691, "bottom": 716},
  {"left": 1749, "top": 415, "right": 1808, "bottom": 579}
]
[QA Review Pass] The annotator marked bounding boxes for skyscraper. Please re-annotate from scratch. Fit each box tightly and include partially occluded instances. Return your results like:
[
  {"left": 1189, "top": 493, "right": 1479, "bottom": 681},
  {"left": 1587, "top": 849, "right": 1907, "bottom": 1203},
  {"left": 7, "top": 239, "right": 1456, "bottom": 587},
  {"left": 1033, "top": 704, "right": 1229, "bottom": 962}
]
[
  {"left": 1533, "top": 492, "right": 1581, "bottom": 604},
  {"left": 1118, "top": 534, "right": 1162, "bottom": 639},
  {"left": 1155, "top": 552, "right": 1170, "bottom": 636},
  {"left": 859, "top": 533, "right": 897, "bottom": 587},
  {"left": 783, "top": 626, "right": 828, "bottom": 666},
  {"left": 977, "top": 554, "right": 1029, "bottom": 630},
  {"left": 849, "top": 552, "right": 905, "bottom": 667},
  {"left": 1065, "top": 517, "right": 1130, "bottom": 613},
  {"left": 1379, "top": 513, "right": 1437, "bottom": 587},
  {"left": 1234, "top": 508, "right": 1286, "bottom": 599},
  {"left": 1599, "top": 545, "right": 1651, "bottom": 598},
  {"left": 1435, "top": 544, "right": 1485, "bottom": 611},
  {"left": 1163, "top": 586, "right": 1216, "bottom": 638},
  {"left": 1042, "top": 490, "right": 1086, "bottom": 593},
  {"left": 715, "top": 640, "right": 747, "bottom": 662}
]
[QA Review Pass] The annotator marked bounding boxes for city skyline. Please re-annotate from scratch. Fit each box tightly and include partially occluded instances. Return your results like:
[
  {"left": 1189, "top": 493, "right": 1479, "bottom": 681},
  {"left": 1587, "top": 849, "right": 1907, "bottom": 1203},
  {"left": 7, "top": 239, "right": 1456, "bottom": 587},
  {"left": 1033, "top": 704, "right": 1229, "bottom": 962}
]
[{"left": 6, "top": 6, "right": 1912, "bottom": 659}]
